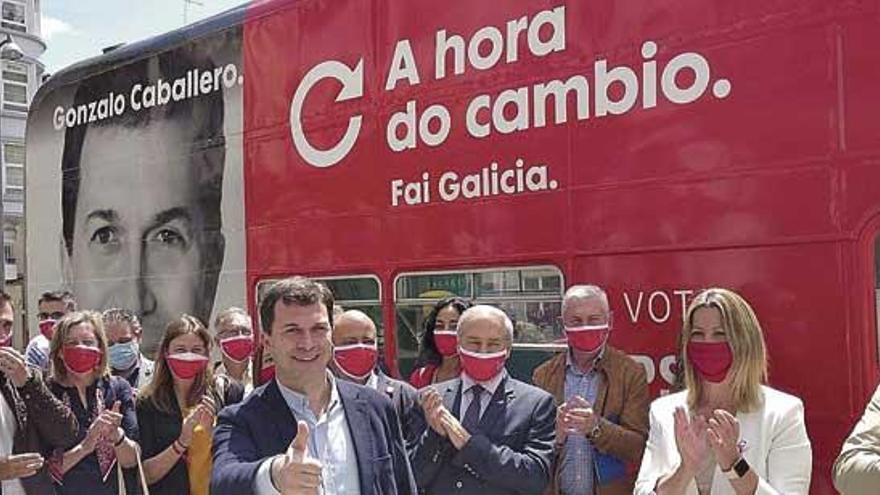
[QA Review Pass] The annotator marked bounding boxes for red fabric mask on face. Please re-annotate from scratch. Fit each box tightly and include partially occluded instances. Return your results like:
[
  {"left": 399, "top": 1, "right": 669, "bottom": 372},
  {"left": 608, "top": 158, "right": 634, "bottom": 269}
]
[
  {"left": 564, "top": 324, "right": 610, "bottom": 352},
  {"left": 258, "top": 364, "right": 276, "bottom": 384},
  {"left": 220, "top": 335, "right": 255, "bottom": 363},
  {"left": 333, "top": 343, "right": 378, "bottom": 380},
  {"left": 63, "top": 345, "right": 102, "bottom": 374},
  {"left": 39, "top": 319, "right": 57, "bottom": 340},
  {"left": 434, "top": 331, "right": 458, "bottom": 357},
  {"left": 687, "top": 341, "right": 733, "bottom": 383},
  {"left": 458, "top": 347, "right": 507, "bottom": 382},
  {"left": 166, "top": 352, "right": 209, "bottom": 380}
]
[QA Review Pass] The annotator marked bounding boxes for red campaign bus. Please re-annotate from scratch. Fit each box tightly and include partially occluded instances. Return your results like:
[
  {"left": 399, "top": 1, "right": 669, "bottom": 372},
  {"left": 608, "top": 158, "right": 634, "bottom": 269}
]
[{"left": 25, "top": 0, "right": 880, "bottom": 492}]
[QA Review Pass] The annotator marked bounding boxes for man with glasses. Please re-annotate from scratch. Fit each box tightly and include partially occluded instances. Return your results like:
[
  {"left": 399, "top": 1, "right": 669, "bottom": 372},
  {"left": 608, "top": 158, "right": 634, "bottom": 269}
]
[
  {"left": 24, "top": 290, "right": 76, "bottom": 372},
  {"left": 532, "top": 285, "right": 650, "bottom": 495},
  {"left": 213, "top": 307, "right": 256, "bottom": 393}
]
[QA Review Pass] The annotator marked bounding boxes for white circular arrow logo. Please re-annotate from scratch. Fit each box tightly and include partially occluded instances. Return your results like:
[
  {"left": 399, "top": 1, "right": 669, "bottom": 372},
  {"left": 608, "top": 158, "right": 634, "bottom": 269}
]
[{"left": 289, "top": 59, "right": 364, "bottom": 168}]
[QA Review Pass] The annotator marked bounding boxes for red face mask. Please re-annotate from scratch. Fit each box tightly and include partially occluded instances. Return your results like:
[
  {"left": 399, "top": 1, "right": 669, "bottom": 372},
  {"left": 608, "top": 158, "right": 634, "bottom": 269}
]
[
  {"left": 165, "top": 352, "right": 209, "bottom": 380},
  {"left": 39, "top": 319, "right": 57, "bottom": 340},
  {"left": 220, "top": 335, "right": 255, "bottom": 363},
  {"left": 687, "top": 341, "right": 733, "bottom": 383},
  {"left": 434, "top": 331, "right": 458, "bottom": 357},
  {"left": 458, "top": 347, "right": 507, "bottom": 382},
  {"left": 63, "top": 345, "right": 102, "bottom": 374},
  {"left": 565, "top": 324, "right": 609, "bottom": 352},
  {"left": 258, "top": 364, "right": 276, "bottom": 384},
  {"left": 333, "top": 343, "right": 378, "bottom": 380}
]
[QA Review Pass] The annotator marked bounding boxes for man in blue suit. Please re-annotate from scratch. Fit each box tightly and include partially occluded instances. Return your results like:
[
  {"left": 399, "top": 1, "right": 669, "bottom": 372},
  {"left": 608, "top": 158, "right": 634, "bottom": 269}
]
[
  {"left": 412, "top": 305, "right": 556, "bottom": 495},
  {"left": 210, "top": 276, "right": 416, "bottom": 495}
]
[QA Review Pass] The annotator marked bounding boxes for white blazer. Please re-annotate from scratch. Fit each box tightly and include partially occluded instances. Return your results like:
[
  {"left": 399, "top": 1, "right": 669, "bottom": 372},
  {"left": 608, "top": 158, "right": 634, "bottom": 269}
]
[{"left": 635, "top": 385, "right": 812, "bottom": 495}]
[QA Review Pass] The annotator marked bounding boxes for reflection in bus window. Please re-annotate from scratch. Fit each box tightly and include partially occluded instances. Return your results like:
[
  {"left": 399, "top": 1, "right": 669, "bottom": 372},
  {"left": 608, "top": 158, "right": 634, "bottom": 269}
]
[{"left": 394, "top": 266, "right": 564, "bottom": 378}]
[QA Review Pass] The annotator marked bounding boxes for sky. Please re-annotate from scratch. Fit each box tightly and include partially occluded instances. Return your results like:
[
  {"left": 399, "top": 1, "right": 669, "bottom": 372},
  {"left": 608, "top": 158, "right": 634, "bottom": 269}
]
[{"left": 41, "top": 0, "right": 247, "bottom": 74}]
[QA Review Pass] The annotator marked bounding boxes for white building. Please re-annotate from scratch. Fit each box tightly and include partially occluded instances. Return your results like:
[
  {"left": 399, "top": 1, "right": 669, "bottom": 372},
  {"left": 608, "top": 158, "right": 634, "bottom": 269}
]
[{"left": 0, "top": 0, "right": 44, "bottom": 340}]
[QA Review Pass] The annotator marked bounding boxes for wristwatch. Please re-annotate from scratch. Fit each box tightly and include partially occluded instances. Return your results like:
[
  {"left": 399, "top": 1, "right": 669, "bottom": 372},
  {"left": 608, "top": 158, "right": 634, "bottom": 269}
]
[
  {"left": 586, "top": 419, "right": 602, "bottom": 440},
  {"left": 724, "top": 457, "right": 750, "bottom": 480}
]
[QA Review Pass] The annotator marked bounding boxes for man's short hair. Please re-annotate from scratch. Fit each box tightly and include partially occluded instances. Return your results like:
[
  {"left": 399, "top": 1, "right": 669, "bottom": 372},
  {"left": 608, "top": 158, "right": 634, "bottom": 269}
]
[
  {"left": 458, "top": 305, "right": 515, "bottom": 341},
  {"left": 38, "top": 290, "right": 76, "bottom": 312},
  {"left": 259, "top": 277, "right": 334, "bottom": 334},
  {"left": 214, "top": 306, "right": 252, "bottom": 330},
  {"left": 562, "top": 285, "right": 609, "bottom": 314},
  {"left": 101, "top": 308, "right": 142, "bottom": 334}
]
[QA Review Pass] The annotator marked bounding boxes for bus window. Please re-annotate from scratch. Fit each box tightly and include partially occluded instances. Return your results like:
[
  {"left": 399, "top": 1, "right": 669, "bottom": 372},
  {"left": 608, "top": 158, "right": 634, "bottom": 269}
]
[{"left": 394, "top": 266, "right": 564, "bottom": 378}]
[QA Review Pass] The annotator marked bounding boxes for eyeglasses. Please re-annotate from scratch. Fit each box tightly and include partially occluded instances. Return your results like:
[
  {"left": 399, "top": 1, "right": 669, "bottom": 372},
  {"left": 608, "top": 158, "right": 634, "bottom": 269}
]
[
  {"left": 38, "top": 312, "right": 65, "bottom": 321},
  {"left": 217, "top": 325, "right": 253, "bottom": 340}
]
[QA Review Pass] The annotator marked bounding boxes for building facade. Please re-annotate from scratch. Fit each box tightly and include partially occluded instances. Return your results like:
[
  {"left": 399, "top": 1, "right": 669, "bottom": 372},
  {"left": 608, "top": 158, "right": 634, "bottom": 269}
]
[{"left": 1, "top": 0, "right": 44, "bottom": 344}]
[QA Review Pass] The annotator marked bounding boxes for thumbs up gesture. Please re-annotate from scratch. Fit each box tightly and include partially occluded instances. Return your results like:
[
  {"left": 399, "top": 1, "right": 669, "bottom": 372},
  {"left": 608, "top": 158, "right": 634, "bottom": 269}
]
[{"left": 270, "top": 421, "right": 323, "bottom": 494}]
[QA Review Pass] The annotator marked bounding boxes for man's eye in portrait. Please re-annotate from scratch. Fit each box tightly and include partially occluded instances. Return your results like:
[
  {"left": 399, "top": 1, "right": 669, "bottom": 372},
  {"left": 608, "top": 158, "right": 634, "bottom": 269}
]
[
  {"left": 89, "top": 225, "right": 120, "bottom": 251},
  {"left": 149, "top": 227, "right": 189, "bottom": 250}
]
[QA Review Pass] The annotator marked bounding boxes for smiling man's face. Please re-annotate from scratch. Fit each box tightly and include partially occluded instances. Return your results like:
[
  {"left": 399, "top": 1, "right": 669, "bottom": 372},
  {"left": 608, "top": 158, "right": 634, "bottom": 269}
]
[{"left": 265, "top": 301, "right": 332, "bottom": 382}]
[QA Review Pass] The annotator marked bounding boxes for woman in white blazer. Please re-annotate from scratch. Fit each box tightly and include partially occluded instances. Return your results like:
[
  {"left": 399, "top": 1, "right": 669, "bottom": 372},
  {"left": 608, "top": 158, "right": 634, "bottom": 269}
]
[{"left": 635, "top": 288, "right": 812, "bottom": 495}]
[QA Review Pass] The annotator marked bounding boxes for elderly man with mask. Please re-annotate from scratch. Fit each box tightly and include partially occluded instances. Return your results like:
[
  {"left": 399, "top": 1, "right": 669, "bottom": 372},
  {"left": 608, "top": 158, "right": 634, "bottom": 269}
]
[
  {"left": 412, "top": 305, "right": 556, "bottom": 495},
  {"left": 532, "top": 285, "right": 649, "bottom": 495},
  {"left": 213, "top": 307, "right": 256, "bottom": 393},
  {"left": 331, "top": 309, "right": 425, "bottom": 452}
]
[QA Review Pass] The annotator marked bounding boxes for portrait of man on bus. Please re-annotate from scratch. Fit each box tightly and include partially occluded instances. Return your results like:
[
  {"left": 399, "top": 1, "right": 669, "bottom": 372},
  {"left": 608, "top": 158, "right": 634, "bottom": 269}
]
[{"left": 59, "top": 45, "right": 227, "bottom": 357}]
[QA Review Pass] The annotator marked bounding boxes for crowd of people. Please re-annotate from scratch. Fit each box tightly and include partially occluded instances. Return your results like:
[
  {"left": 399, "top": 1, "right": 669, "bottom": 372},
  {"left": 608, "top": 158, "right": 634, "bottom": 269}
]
[{"left": 0, "top": 278, "right": 877, "bottom": 494}]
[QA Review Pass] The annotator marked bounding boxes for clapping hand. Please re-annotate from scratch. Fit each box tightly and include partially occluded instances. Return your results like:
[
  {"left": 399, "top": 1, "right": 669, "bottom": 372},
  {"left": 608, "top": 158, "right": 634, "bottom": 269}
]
[{"left": 673, "top": 407, "right": 709, "bottom": 474}]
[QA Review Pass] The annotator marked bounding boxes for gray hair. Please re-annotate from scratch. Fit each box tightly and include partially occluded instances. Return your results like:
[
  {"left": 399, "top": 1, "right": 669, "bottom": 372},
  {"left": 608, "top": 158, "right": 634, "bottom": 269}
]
[
  {"left": 214, "top": 307, "right": 252, "bottom": 330},
  {"left": 562, "top": 285, "right": 610, "bottom": 314},
  {"left": 457, "top": 305, "right": 514, "bottom": 341}
]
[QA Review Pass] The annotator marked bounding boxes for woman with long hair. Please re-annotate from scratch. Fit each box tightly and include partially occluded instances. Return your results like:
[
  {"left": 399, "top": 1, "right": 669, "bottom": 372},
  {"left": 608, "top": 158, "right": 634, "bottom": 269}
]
[
  {"left": 635, "top": 288, "right": 812, "bottom": 494},
  {"left": 136, "top": 315, "right": 243, "bottom": 494},
  {"left": 46, "top": 310, "right": 141, "bottom": 494},
  {"left": 408, "top": 296, "right": 471, "bottom": 388}
]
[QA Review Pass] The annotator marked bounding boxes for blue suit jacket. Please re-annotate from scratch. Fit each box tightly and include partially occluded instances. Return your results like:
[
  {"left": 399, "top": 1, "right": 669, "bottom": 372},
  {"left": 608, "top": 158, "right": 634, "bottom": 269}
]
[
  {"left": 411, "top": 374, "right": 556, "bottom": 495},
  {"left": 210, "top": 378, "right": 417, "bottom": 495}
]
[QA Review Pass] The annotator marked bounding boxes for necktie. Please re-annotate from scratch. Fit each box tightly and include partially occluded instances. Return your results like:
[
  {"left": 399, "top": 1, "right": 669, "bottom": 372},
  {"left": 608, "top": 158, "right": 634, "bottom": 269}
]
[{"left": 462, "top": 385, "right": 484, "bottom": 432}]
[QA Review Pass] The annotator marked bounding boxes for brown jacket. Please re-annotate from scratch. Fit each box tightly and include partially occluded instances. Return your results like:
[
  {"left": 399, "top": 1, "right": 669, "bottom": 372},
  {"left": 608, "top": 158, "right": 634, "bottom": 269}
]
[
  {"left": 1, "top": 369, "right": 78, "bottom": 495},
  {"left": 531, "top": 346, "right": 649, "bottom": 495}
]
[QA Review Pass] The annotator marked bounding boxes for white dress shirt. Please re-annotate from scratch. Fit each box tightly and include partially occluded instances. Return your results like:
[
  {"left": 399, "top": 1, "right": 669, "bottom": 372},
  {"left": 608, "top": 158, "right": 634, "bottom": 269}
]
[
  {"left": 0, "top": 387, "right": 26, "bottom": 495},
  {"left": 635, "top": 385, "right": 812, "bottom": 495},
  {"left": 253, "top": 373, "right": 361, "bottom": 495}
]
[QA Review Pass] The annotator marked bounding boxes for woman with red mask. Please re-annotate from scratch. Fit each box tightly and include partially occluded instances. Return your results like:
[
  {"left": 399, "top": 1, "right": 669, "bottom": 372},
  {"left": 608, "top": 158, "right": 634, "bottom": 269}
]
[
  {"left": 635, "top": 288, "right": 812, "bottom": 495},
  {"left": 46, "top": 311, "right": 141, "bottom": 495},
  {"left": 408, "top": 296, "right": 472, "bottom": 389},
  {"left": 136, "top": 315, "right": 244, "bottom": 495}
]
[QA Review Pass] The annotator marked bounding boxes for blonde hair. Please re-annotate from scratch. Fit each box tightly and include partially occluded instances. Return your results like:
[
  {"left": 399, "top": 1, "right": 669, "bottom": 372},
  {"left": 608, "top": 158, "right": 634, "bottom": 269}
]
[
  {"left": 681, "top": 288, "right": 767, "bottom": 412},
  {"left": 49, "top": 310, "right": 109, "bottom": 382}
]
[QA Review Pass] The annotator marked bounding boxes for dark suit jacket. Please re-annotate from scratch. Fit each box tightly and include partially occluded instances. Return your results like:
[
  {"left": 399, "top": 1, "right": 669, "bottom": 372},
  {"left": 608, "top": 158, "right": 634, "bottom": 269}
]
[
  {"left": 0, "top": 370, "right": 78, "bottom": 495},
  {"left": 375, "top": 372, "right": 426, "bottom": 454},
  {"left": 210, "top": 378, "right": 417, "bottom": 495},
  {"left": 411, "top": 374, "right": 556, "bottom": 495}
]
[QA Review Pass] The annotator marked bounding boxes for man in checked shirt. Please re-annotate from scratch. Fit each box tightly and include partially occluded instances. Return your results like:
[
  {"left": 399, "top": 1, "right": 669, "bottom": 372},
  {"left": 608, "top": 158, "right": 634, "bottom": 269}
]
[{"left": 532, "top": 285, "right": 650, "bottom": 495}]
